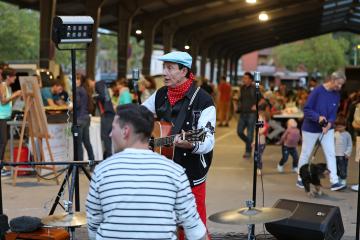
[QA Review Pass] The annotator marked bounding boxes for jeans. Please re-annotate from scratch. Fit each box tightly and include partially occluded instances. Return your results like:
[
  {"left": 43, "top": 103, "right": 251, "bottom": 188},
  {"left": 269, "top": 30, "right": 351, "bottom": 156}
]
[
  {"left": 0, "top": 119, "right": 9, "bottom": 161},
  {"left": 279, "top": 145, "right": 299, "bottom": 168},
  {"left": 237, "top": 112, "right": 256, "bottom": 153},
  {"left": 77, "top": 116, "right": 94, "bottom": 160},
  {"left": 297, "top": 130, "right": 339, "bottom": 184},
  {"left": 101, "top": 113, "right": 114, "bottom": 159},
  {"left": 336, "top": 156, "right": 348, "bottom": 180},
  {"left": 257, "top": 144, "right": 266, "bottom": 169}
]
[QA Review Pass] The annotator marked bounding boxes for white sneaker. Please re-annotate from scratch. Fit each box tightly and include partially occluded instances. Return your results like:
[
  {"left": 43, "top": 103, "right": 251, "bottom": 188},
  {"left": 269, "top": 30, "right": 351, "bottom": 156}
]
[
  {"left": 351, "top": 184, "right": 359, "bottom": 192},
  {"left": 292, "top": 167, "right": 298, "bottom": 173},
  {"left": 1, "top": 169, "right": 11, "bottom": 177},
  {"left": 277, "top": 164, "right": 284, "bottom": 173}
]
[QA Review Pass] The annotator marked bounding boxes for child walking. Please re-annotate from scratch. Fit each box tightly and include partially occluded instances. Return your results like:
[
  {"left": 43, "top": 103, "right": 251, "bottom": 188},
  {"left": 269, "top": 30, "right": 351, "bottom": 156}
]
[
  {"left": 334, "top": 116, "right": 352, "bottom": 186},
  {"left": 277, "top": 119, "right": 301, "bottom": 173}
]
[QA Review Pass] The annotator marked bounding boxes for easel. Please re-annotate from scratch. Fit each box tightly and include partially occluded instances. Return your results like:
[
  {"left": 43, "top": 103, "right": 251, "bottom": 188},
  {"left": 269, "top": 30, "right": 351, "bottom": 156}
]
[{"left": 13, "top": 76, "right": 59, "bottom": 186}]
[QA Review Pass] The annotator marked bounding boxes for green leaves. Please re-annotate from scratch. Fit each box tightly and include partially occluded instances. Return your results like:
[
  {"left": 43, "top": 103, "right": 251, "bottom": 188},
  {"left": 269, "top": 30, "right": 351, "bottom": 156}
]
[
  {"left": 0, "top": 2, "right": 39, "bottom": 62},
  {"left": 273, "top": 33, "right": 351, "bottom": 76}
]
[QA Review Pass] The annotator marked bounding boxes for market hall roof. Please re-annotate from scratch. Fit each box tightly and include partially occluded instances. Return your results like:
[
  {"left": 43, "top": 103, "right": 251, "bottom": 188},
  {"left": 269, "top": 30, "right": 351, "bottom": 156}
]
[{"left": 3, "top": 0, "right": 360, "bottom": 57}]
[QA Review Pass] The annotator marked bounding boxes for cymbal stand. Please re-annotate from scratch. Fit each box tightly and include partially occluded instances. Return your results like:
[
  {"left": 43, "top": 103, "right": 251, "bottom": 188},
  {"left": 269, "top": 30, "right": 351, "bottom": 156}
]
[
  {"left": 245, "top": 200, "right": 256, "bottom": 240},
  {"left": 49, "top": 162, "right": 94, "bottom": 240}
]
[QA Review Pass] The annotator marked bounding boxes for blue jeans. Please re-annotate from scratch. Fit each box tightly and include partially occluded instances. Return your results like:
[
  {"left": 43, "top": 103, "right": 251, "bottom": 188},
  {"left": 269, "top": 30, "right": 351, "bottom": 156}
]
[
  {"left": 0, "top": 119, "right": 9, "bottom": 161},
  {"left": 336, "top": 156, "right": 348, "bottom": 180},
  {"left": 101, "top": 113, "right": 114, "bottom": 159},
  {"left": 257, "top": 144, "right": 266, "bottom": 169},
  {"left": 77, "top": 116, "right": 95, "bottom": 160},
  {"left": 237, "top": 113, "right": 256, "bottom": 153},
  {"left": 279, "top": 145, "right": 299, "bottom": 168}
]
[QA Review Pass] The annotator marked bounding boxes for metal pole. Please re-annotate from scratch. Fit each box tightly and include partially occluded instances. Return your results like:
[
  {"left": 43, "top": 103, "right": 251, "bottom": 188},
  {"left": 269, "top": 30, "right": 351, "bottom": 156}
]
[
  {"left": 251, "top": 71, "right": 261, "bottom": 236},
  {"left": 71, "top": 49, "right": 80, "bottom": 212}
]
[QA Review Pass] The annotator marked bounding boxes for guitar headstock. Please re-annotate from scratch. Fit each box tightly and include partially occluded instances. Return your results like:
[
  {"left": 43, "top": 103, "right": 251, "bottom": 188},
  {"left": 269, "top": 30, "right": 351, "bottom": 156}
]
[{"left": 182, "top": 128, "right": 207, "bottom": 143}]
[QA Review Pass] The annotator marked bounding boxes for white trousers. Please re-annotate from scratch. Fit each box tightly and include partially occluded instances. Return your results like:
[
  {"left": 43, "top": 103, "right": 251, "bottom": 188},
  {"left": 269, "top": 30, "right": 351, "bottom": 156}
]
[{"left": 297, "top": 129, "right": 338, "bottom": 184}]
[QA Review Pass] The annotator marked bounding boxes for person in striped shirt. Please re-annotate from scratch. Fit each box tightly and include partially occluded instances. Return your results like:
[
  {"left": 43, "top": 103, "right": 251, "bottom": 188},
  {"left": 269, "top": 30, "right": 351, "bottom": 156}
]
[{"left": 86, "top": 103, "right": 207, "bottom": 240}]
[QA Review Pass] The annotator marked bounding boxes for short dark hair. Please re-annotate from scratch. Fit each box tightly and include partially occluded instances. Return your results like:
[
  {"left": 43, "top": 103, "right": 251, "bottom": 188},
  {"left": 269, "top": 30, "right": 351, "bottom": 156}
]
[
  {"left": 2, "top": 67, "right": 16, "bottom": 79},
  {"left": 51, "top": 79, "right": 64, "bottom": 87},
  {"left": 178, "top": 64, "right": 191, "bottom": 78},
  {"left": 335, "top": 116, "right": 346, "bottom": 127},
  {"left": 115, "top": 104, "right": 154, "bottom": 141},
  {"left": 244, "top": 71, "right": 254, "bottom": 80}
]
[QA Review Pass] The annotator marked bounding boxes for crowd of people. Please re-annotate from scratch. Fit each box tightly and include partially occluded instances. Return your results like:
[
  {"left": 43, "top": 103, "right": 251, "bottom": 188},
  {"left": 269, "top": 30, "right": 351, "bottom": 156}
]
[{"left": 1, "top": 51, "right": 360, "bottom": 239}]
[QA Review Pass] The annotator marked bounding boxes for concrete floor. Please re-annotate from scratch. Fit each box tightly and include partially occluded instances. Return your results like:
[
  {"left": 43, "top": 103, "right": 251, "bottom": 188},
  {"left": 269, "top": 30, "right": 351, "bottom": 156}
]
[{"left": 1, "top": 118, "right": 359, "bottom": 239}]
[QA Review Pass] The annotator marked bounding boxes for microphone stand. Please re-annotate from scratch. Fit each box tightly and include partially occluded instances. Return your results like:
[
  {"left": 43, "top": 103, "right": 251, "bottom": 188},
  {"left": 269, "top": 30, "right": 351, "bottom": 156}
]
[
  {"left": 132, "top": 68, "right": 141, "bottom": 105},
  {"left": 251, "top": 71, "right": 263, "bottom": 236}
]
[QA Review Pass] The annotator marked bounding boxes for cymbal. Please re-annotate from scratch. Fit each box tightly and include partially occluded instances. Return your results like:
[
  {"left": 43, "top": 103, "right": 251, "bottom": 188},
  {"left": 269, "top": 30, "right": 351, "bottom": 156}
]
[
  {"left": 209, "top": 207, "right": 292, "bottom": 225},
  {"left": 42, "top": 212, "right": 87, "bottom": 227}
]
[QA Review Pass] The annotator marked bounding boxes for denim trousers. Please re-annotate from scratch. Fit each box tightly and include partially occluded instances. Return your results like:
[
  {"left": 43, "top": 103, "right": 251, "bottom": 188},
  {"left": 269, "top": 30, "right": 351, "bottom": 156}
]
[
  {"left": 237, "top": 112, "right": 256, "bottom": 153},
  {"left": 77, "top": 116, "right": 95, "bottom": 160},
  {"left": 279, "top": 145, "right": 299, "bottom": 168}
]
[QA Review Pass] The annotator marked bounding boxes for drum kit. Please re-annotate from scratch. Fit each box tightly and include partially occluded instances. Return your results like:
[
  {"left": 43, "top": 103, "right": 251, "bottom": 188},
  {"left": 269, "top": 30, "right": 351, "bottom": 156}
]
[
  {"left": 209, "top": 200, "right": 292, "bottom": 240},
  {"left": 39, "top": 200, "right": 291, "bottom": 240},
  {"left": 40, "top": 204, "right": 290, "bottom": 240}
]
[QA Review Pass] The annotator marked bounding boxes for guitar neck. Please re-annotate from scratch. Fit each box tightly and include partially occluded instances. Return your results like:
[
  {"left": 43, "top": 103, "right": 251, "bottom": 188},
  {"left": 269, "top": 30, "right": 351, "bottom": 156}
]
[{"left": 152, "top": 135, "right": 177, "bottom": 147}]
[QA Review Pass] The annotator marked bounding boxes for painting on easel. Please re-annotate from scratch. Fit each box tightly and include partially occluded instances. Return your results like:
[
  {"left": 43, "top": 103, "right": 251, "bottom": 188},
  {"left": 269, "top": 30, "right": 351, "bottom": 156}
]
[{"left": 13, "top": 76, "right": 59, "bottom": 186}]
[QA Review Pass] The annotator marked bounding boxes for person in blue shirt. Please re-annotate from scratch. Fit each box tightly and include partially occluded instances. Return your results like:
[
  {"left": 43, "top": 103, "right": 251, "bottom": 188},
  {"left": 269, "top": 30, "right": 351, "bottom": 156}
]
[
  {"left": 41, "top": 80, "right": 66, "bottom": 106},
  {"left": 296, "top": 71, "right": 346, "bottom": 191}
]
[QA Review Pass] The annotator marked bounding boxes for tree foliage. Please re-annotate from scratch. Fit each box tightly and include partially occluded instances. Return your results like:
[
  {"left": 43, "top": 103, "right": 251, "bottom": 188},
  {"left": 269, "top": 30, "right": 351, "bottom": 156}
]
[
  {"left": 0, "top": 2, "right": 39, "bottom": 62},
  {"left": 273, "top": 34, "right": 349, "bottom": 76}
]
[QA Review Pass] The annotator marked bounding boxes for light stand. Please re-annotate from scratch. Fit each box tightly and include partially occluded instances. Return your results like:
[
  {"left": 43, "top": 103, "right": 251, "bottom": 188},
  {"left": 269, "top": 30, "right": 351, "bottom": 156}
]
[
  {"left": 251, "top": 71, "right": 263, "bottom": 237},
  {"left": 51, "top": 15, "right": 94, "bottom": 213}
]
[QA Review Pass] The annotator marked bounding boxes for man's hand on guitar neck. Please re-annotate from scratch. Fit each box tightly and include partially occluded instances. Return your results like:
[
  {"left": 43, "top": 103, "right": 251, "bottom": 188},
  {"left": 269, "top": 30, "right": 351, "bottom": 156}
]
[{"left": 174, "top": 130, "right": 193, "bottom": 150}]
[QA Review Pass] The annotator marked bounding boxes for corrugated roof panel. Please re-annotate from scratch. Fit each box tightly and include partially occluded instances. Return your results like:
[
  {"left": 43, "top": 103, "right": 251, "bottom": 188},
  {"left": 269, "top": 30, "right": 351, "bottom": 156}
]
[
  {"left": 324, "top": 2, "right": 336, "bottom": 9},
  {"left": 337, "top": 0, "right": 352, "bottom": 6},
  {"left": 349, "top": 17, "right": 360, "bottom": 23}
]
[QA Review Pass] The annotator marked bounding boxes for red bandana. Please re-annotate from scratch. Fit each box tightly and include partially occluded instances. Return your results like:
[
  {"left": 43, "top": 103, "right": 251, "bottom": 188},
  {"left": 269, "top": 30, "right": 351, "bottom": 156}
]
[{"left": 167, "top": 73, "right": 194, "bottom": 106}]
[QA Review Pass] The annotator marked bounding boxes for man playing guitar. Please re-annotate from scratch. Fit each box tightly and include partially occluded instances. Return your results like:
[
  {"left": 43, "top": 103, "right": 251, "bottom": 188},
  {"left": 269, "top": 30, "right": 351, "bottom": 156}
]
[{"left": 143, "top": 51, "right": 216, "bottom": 239}]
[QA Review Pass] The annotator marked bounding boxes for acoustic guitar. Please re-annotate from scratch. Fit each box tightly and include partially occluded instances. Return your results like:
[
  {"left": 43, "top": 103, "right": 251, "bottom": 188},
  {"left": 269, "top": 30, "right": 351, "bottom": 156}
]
[{"left": 149, "top": 121, "right": 207, "bottom": 159}]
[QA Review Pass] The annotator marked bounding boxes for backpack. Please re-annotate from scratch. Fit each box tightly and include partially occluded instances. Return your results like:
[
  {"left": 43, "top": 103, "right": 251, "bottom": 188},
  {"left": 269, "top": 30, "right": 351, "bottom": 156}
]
[{"left": 352, "top": 103, "right": 360, "bottom": 129}]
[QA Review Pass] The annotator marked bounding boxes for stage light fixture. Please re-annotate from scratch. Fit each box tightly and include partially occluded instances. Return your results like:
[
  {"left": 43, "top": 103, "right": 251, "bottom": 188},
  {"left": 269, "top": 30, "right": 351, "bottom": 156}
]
[
  {"left": 52, "top": 16, "right": 94, "bottom": 46},
  {"left": 184, "top": 45, "right": 190, "bottom": 50},
  {"left": 135, "top": 29, "right": 142, "bottom": 35}
]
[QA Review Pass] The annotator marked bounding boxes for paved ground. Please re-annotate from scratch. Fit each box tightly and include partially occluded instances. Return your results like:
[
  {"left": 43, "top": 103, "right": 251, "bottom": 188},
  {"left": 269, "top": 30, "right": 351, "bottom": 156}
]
[{"left": 1, "top": 118, "right": 358, "bottom": 239}]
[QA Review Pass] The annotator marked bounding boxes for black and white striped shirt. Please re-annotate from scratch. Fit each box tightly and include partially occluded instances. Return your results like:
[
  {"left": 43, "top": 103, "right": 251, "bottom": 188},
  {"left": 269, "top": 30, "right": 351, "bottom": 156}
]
[{"left": 86, "top": 148, "right": 206, "bottom": 240}]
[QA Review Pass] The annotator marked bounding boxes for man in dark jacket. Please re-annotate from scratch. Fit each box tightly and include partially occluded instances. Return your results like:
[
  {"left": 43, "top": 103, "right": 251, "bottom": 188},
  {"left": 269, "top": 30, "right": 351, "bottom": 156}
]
[
  {"left": 143, "top": 51, "right": 215, "bottom": 239},
  {"left": 237, "top": 72, "right": 257, "bottom": 159}
]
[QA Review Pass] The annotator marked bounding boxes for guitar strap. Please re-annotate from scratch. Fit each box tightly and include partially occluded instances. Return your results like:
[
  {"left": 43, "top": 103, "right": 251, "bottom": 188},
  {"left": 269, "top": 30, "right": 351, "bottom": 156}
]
[{"left": 171, "top": 87, "right": 201, "bottom": 135}]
